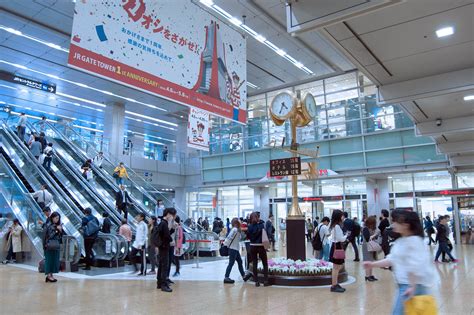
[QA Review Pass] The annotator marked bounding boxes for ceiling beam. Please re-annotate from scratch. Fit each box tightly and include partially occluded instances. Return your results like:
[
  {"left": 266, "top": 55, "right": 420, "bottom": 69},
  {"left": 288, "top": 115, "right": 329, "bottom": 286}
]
[
  {"left": 415, "top": 115, "right": 474, "bottom": 137},
  {"left": 449, "top": 155, "right": 474, "bottom": 167},
  {"left": 377, "top": 67, "right": 474, "bottom": 104},
  {"left": 437, "top": 140, "right": 474, "bottom": 155}
]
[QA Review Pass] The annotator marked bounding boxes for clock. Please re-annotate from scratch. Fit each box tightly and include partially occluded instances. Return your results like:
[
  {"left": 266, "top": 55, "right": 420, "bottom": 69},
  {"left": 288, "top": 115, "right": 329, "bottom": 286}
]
[
  {"left": 270, "top": 92, "right": 296, "bottom": 121},
  {"left": 302, "top": 93, "right": 317, "bottom": 120}
]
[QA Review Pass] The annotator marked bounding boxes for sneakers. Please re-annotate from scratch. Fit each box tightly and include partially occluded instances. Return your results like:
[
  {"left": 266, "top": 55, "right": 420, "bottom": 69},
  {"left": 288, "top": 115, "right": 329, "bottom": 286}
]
[
  {"left": 161, "top": 286, "right": 172, "bottom": 293},
  {"left": 330, "top": 284, "right": 346, "bottom": 293},
  {"left": 243, "top": 273, "right": 252, "bottom": 282},
  {"left": 173, "top": 272, "right": 180, "bottom": 277},
  {"left": 224, "top": 277, "right": 235, "bottom": 284}
]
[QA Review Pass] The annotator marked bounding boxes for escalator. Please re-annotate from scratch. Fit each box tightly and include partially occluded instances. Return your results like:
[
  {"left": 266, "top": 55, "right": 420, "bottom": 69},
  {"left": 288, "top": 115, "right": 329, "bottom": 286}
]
[
  {"left": 47, "top": 121, "right": 218, "bottom": 253},
  {"left": 25, "top": 122, "right": 124, "bottom": 231}
]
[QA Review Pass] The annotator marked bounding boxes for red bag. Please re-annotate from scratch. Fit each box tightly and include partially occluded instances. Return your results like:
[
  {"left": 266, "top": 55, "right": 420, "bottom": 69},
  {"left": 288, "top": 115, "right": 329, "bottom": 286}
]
[{"left": 332, "top": 242, "right": 345, "bottom": 260}]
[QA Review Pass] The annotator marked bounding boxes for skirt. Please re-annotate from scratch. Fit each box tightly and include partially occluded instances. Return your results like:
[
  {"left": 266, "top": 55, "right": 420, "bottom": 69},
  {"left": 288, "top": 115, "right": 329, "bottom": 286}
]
[
  {"left": 44, "top": 250, "right": 60, "bottom": 274},
  {"left": 329, "top": 242, "right": 345, "bottom": 265}
]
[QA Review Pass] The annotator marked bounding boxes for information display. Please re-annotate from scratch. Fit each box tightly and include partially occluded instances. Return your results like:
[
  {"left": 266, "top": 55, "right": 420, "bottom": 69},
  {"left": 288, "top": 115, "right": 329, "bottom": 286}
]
[
  {"left": 0, "top": 71, "right": 56, "bottom": 93},
  {"left": 69, "top": 0, "right": 247, "bottom": 123},
  {"left": 270, "top": 157, "right": 301, "bottom": 177}
]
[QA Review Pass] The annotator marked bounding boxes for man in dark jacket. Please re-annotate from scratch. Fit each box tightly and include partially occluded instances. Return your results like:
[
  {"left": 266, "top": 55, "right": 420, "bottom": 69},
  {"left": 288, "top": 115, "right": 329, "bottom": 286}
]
[
  {"left": 153, "top": 208, "right": 176, "bottom": 293},
  {"left": 81, "top": 208, "right": 99, "bottom": 270},
  {"left": 342, "top": 211, "right": 360, "bottom": 261},
  {"left": 101, "top": 212, "right": 112, "bottom": 234},
  {"left": 434, "top": 215, "right": 458, "bottom": 263},
  {"left": 265, "top": 214, "right": 276, "bottom": 251},
  {"left": 116, "top": 185, "right": 133, "bottom": 219}
]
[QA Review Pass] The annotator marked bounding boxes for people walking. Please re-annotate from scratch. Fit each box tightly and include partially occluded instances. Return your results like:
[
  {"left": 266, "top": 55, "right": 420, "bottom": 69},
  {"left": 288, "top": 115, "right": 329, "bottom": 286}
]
[
  {"left": 434, "top": 215, "right": 458, "bottom": 263},
  {"left": 153, "top": 207, "right": 177, "bottom": 293},
  {"left": 424, "top": 216, "right": 436, "bottom": 245},
  {"left": 363, "top": 210, "right": 436, "bottom": 315},
  {"left": 42, "top": 143, "right": 54, "bottom": 171},
  {"left": 343, "top": 212, "right": 360, "bottom": 261},
  {"left": 223, "top": 218, "right": 248, "bottom": 284},
  {"left": 16, "top": 112, "right": 27, "bottom": 142},
  {"left": 306, "top": 218, "right": 314, "bottom": 242},
  {"left": 115, "top": 185, "right": 133, "bottom": 219},
  {"left": 329, "top": 210, "right": 347, "bottom": 293},
  {"left": 43, "top": 212, "right": 63, "bottom": 282},
  {"left": 147, "top": 216, "right": 158, "bottom": 275},
  {"left": 130, "top": 213, "right": 148, "bottom": 275},
  {"left": 265, "top": 214, "right": 276, "bottom": 251},
  {"left": 81, "top": 208, "right": 100, "bottom": 270},
  {"left": 247, "top": 212, "right": 269, "bottom": 287},
  {"left": 362, "top": 216, "right": 380, "bottom": 282},
  {"left": 1, "top": 219, "right": 22, "bottom": 264},
  {"left": 113, "top": 162, "right": 129, "bottom": 185}
]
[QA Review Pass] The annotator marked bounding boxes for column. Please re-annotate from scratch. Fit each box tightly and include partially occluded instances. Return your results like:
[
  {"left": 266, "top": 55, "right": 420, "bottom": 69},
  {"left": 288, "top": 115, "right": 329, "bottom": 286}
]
[
  {"left": 130, "top": 133, "right": 145, "bottom": 158},
  {"left": 366, "top": 178, "right": 390, "bottom": 216},
  {"left": 103, "top": 102, "right": 125, "bottom": 158},
  {"left": 174, "top": 187, "right": 187, "bottom": 217},
  {"left": 175, "top": 123, "right": 189, "bottom": 161}
]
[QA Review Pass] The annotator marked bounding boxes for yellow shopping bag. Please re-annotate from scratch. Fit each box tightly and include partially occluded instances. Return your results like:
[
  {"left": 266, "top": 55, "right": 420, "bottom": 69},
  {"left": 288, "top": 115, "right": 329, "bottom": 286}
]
[{"left": 405, "top": 295, "right": 438, "bottom": 315}]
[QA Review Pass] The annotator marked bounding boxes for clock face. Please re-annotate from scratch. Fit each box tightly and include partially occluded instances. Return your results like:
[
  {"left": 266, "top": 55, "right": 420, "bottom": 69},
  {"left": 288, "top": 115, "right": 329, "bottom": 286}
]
[
  {"left": 304, "top": 93, "right": 317, "bottom": 119},
  {"left": 271, "top": 92, "right": 295, "bottom": 120}
]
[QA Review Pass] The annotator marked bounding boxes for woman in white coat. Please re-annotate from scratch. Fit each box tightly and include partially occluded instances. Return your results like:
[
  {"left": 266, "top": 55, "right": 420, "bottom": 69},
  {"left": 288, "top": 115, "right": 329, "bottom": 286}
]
[{"left": 2, "top": 219, "right": 23, "bottom": 264}]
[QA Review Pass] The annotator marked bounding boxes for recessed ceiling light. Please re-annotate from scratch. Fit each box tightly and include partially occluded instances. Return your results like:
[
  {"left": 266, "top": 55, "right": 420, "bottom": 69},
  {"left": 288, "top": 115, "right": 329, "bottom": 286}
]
[
  {"left": 436, "top": 26, "right": 454, "bottom": 38},
  {"left": 464, "top": 95, "right": 474, "bottom": 101}
]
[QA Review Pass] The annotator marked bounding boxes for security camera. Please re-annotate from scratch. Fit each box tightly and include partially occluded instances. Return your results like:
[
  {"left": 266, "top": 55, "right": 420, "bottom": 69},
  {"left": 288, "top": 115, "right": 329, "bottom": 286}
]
[{"left": 436, "top": 118, "right": 442, "bottom": 126}]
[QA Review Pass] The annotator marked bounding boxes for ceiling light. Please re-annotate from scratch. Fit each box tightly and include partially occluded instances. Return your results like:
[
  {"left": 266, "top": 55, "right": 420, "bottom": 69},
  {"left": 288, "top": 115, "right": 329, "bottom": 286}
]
[
  {"left": 295, "top": 62, "right": 304, "bottom": 68},
  {"left": 229, "top": 17, "right": 242, "bottom": 26},
  {"left": 102, "top": 90, "right": 114, "bottom": 95},
  {"left": 19, "top": 88, "right": 29, "bottom": 93},
  {"left": 199, "top": 0, "right": 214, "bottom": 7},
  {"left": 436, "top": 26, "right": 454, "bottom": 38},
  {"left": 387, "top": 176, "right": 393, "bottom": 179},
  {"left": 276, "top": 49, "right": 286, "bottom": 56},
  {"left": 46, "top": 42, "right": 62, "bottom": 50},
  {"left": 247, "top": 82, "right": 259, "bottom": 89},
  {"left": 125, "top": 110, "right": 178, "bottom": 127},
  {"left": 56, "top": 92, "right": 106, "bottom": 107},
  {"left": 255, "top": 35, "right": 266, "bottom": 43},
  {"left": 3, "top": 27, "right": 22, "bottom": 36},
  {"left": 464, "top": 95, "right": 474, "bottom": 101},
  {"left": 145, "top": 139, "right": 165, "bottom": 146},
  {"left": 212, "top": 5, "right": 233, "bottom": 19}
]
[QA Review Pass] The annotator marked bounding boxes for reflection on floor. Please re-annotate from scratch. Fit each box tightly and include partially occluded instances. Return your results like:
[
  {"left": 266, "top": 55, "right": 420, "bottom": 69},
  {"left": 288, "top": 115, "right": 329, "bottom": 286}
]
[{"left": 1, "top": 243, "right": 473, "bottom": 314}]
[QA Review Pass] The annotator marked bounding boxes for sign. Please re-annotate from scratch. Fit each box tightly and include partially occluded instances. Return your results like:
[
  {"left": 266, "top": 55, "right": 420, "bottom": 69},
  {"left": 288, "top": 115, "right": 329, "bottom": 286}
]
[
  {"left": 0, "top": 71, "right": 56, "bottom": 93},
  {"left": 68, "top": 0, "right": 247, "bottom": 123},
  {"left": 209, "top": 240, "right": 220, "bottom": 251},
  {"left": 187, "top": 108, "right": 210, "bottom": 151},
  {"left": 270, "top": 157, "right": 301, "bottom": 177}
]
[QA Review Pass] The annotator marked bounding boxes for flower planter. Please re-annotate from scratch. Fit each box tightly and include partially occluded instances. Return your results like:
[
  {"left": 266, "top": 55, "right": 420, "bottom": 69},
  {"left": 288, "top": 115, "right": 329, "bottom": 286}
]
[{"left": 258, "top": 270, "right": 348, "bottom": 286}]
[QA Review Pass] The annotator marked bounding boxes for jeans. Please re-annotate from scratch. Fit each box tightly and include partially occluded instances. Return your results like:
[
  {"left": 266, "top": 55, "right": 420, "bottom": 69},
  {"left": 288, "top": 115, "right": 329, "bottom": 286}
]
[
  {"left": 322, "top": 243, "right": 330, "bottom": 261},
  {"left": 225, "top": 248, "right": 245, "bottom": 278},
  {"left": 115, "top": 177, "right": 124, "bottom": 185},
  {"left": 6, "top": 241, "right": 15, "bottom": 261},
  {"left": 157, "top": 247, "right": 170, "bottom": 286},
  {"left": 392, "top": 284, "right": 428, "bottom": 315},
  {"left": 435, "top": 241, "right": 455, "bottom": 261},
  {"left": 43, "top": 157, "right": 52, "bottom": 171},
  {"left": 130, "top": 246, "right": 145, "bottom": 274},
  {"left": 84, "top": 237, "right": 95, "bottom": 268},
  {"left": 250, "top": 245, "right": 268, "bottom": 283}
]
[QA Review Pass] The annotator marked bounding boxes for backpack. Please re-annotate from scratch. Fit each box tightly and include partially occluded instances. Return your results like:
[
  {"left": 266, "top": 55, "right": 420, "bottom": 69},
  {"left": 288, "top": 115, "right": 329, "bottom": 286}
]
[
  {"left": 352, "top": 222, "right": 361, "bottom": 237},
  {"left": 83, "top": 217, "right": 100, "bottom": 237},
  {"left": 151, "top": 223, "right": 163, "bottom": 248},
  {"left": 311, "top": 225, "right": 323, "bottom": 251}
]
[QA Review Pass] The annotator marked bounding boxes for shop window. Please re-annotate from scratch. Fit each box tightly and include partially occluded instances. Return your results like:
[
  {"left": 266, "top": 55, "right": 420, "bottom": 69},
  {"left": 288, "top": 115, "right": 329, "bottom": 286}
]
[
  {"left": 414, "top": 171, "right": 452, "bottom": 191},
  {"left": 457, "top": 172, "right": 474, "bottom": 188}
]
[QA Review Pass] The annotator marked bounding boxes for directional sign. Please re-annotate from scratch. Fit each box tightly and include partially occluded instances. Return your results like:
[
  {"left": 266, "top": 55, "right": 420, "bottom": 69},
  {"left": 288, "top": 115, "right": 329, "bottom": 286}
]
[
  {"left": 0, "top": 71, "right": 56, "bottom": 94},
  {"left": 270, "top": 157, "right": 301, "bottom": 177}
]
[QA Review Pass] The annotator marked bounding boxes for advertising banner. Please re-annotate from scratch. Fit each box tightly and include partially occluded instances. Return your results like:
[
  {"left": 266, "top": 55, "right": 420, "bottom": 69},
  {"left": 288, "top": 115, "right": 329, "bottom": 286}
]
[
  {"left": 188, "top": 108, "right": 210, "bottom": 151},
  {"left": 68, "top": 0, "right": 247, "bottom": 123}
]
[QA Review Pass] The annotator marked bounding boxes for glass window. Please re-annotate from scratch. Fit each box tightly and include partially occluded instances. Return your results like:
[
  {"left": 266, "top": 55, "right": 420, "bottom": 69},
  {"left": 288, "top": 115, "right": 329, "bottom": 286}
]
[
  {"left": 414, "top": 171, "right": 452, "bottom": 191},
  {"left": 344, "top": 178, "right": 366, "bottom": 194},
  {"left": 457, "top": 172, "right": 474, "bottom": 188},
  {"left": 324, "top": 72, "right": 357, "bottom": 94},
  {"left": 321, "top": 179, "right": 343, "bottom": 195},
  {"left": 390, "top": 174, "right": 413, "bottom": 192}
]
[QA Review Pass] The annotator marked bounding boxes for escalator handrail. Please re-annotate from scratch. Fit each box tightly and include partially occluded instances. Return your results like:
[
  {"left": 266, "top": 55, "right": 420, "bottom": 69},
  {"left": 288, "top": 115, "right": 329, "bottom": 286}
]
[
  {"left": 27, "top": 121, "right": 126, "bottom": 231},
  {"left": 0, "top": 121, "right": 85, "bottom": 254}
]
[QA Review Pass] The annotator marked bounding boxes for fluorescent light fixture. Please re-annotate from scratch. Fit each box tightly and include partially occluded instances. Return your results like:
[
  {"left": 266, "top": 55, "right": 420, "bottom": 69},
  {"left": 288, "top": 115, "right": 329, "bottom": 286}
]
[
  {"left": 145, "top": 139, "right": 165, "bottom": 146},
  {"left": 56, "top": 92, "right": 106, "bottom": 108},
  {"left": 199, "top": 0, "right": 213, "bottom": 7},
  {"left": 125, "top": 110, "right": 178, "bottom": 127},
  {"left": 436, "top": 26, "right": 454, "bottom": 38},
  {"left": 229, "top": 17, "right": 242, "bottom": 26},
  {"left": 387, "top": 176, "right": 393, "bottom": 179},
  {"left": 247, "top": 82, "right": 259, "bottom": 89},
  {"left": 101, "top": 90, "right": 114, "bottom": 95},
  {"left": 464, "top": 95, "right": 474, "bottom": 101},
  {"left": 3, "top": 27, "right": 22, "bottom": 36},
  {"left": 73, "top": 125, "right": 103, "bottom": 133},
  {"left": 276, "top": 49, "right": 286, "bottom": 56},
  {"left": 46, "top": 42, "right": 62, "bottom": 50},
  {"left": 241, "top": 24, "right": 258, "bottom": 37},
  {"left": 0, "top": 25, "right": 69, "bottom": 52},
  {"left": 19, "top": 88, "right": 29, "bottom": 93},
  {"left": 74, "top": 82, "right": 89, "bottom": 88},
  {"left": 295, "top": 62, "right": 304, "bottom": 68},
  {"left": 255, "top": 35, "right": 266, "bottom": 43},
  {"left": 212, "top": 5, "right": 233, "bottom": 19}
]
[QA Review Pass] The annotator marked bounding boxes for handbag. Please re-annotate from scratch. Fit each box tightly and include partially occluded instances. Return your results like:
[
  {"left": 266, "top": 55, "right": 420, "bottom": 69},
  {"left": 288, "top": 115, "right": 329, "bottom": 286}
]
[
  {"left": 367, "top": 240, "right": 382, "bottom": 252},
  {"left": 332, "top": 242, "right": 345, "bottom": 260},
  {"left": 112, "top": 171, "right": 119, "bottom": 178},
  {"left": 46, "top": 239, "right": 60, "bottom": 251},
  {"left": 220, "top": 229, "right": 238, "bottom": 257},
  {"left": 262, "top": 229, "right": 270, "bottom": 250},
  {"left": 405, "top": 295, "right": 438, "bottom": 315}
]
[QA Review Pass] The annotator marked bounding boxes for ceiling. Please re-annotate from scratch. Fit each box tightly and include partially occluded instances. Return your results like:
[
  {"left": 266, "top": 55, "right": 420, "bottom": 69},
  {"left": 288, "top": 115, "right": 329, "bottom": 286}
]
[
  {"left": 293, "top": 0, "right": 474, "bottom": 169},
  {"left": 0, "top": 0, "right": 355, "bottom": 146}
]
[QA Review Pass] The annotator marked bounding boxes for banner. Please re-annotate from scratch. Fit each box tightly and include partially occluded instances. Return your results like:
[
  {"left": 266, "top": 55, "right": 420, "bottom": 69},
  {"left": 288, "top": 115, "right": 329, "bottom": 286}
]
[
  {"left": 188, "top": 108, "right": 210, "bottom": 151},
  {"left": 68, "top": 0, "right": 247, "bottom": 123}
]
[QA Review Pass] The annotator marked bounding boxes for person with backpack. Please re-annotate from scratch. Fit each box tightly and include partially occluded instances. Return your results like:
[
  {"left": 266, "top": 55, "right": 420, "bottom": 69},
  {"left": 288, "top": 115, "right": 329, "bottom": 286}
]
[
  {"left": 42, "top": 143, "right": 54, "bottom": 172},
  {"left": 81, "top": 208, "right": 100, "bottom": 270},
  {"left": 153, "top": 207, "right": 176, "bottom": 293},
  {"left": 101, "top": 212, "right": 112, "bottom": 234},
  {"left": 313, "top": 217, "right": 330, "bottom": 260},
  {"left": 130, "top": 213, "right": 148, "bottom": 275}
]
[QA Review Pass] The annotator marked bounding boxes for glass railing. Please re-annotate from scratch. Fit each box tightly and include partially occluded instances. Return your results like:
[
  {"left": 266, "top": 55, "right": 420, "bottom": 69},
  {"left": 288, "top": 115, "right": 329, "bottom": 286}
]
[{"left": 0, "top": 122, "right": 84, "bottom": 253}]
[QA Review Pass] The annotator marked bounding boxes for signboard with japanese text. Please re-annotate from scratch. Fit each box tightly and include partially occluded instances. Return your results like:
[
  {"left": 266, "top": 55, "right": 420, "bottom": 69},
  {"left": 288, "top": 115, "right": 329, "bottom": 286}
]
[
  {"left": 187, "top": 107, "right": 210, "bottom": 151},
  {"left": 0, "top": 71, "right": 56, "bottom": 93},
  {"left": 270, "top": 157, "right": 301, "bottom": 177},
  {"left": 68, "top": 0, "right": 247, "bottom": 123}
]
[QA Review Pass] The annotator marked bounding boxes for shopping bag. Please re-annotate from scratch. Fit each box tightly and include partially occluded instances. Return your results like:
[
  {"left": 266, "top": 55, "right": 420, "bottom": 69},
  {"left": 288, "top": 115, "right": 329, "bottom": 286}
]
[
  {"left": 262, "top": 229, "right": 270, "bottom": 250},
  {"left": 404, "top": 295, "right": 438, "bottom": 315}
]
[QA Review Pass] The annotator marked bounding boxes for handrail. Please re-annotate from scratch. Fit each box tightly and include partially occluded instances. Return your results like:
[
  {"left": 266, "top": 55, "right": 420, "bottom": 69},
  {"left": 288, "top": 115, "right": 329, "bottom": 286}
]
[
  {"left": 27, "top": 121, "right": 127, "bottom": 232},
  {"left": 1, "top": 121, "right": 85, "bottom": 254}
]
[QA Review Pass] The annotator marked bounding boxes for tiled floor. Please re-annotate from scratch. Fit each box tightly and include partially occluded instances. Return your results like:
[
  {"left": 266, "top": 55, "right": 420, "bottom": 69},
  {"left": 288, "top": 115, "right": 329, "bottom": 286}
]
[{"left": 1, "top": 243, "right": 473, "bottom": 314}]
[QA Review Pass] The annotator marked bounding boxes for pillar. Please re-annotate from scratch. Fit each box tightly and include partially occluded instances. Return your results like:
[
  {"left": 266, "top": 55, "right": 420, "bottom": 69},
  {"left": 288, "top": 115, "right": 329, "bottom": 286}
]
[
  {"left": 366, "top": 178, "right": 390, "bottom": 216},
  {"left": 254, "top": 187, "right": 270, "bottom": 220},
  {"left": 175, "top": 123, "right": 189, "bottom": 161},
  {"left": 103, "top": 102, "right": 125, "bottom": 158},
  {"left": 130, "top": 133, "right": 145, "bottom": 157},
  {"left": 174, "top": 187, "right": 187, "bottom": 217}
]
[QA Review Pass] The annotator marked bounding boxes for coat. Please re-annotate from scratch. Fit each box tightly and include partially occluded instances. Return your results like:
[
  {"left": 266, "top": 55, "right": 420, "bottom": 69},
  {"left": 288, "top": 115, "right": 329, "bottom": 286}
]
[{"left": 7, "top": 224, "right": 23, "bottom": 253}]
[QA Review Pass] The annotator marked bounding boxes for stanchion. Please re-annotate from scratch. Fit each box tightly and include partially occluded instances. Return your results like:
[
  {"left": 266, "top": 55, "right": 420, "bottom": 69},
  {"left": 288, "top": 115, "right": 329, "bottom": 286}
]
[{"left": 193, "top": 240, "right": 202, "bottom": 269}]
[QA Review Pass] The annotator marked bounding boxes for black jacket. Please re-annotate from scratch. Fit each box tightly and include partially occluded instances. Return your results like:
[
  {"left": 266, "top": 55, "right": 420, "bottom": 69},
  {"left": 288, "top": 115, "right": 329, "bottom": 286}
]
[
  {"left": 102, "top": 217, "right": 112, "bottom": 233},
  {"left": 116, "top": 190, "right": 132, "bottom": 207},
  {"left": 152, "top": 219, "right": 174, "bottom": 249},
  {"left": 436, "top": 223, "right": 449, "bottom": 242},
  {"left": 247, "top": 221, "right": 265, "bottom": 244},
  {"left": 378, "top": 218, "right": 390, "bottom": 234},
  {"left": 43, "top": 223, "right": 63, "bottom": 250}
]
